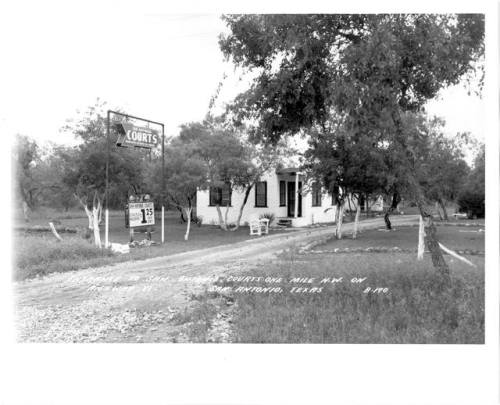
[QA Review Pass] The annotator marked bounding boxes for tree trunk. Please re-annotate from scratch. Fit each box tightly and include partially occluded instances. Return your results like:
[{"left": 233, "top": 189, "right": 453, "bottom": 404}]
[
  {"left": 352, "top": 200, "right": 361, "bottom": 239},
  {"left": 215, "top": 204, "right": 228, "bottom": 230},
  {"left": 438, "top": 198, "right": 448, "bottom": 221},
  {"left": 28, "top": 189, "right": 35, "bottom": 208},
  {"left": 417, "top": 215, "right": 425, "bottom": 260},
  {"left": 391, "top": 110, "right": 448, "bottom": 275},
  {"left": 178, "top": 207, "right": 186, "bottom": 223},
  {"left": 74, "top": 193, "right": 102, "bottom": 248},
  {"left": 383, "top": 192, "right": 401, "bottom": 230},
  {"left": 347, "top": 195, "right": 355, "bottom": 220},
  {"left": 383, "top": 211, "right": 392, "bottom": 230},
  {"left": 230, "top": 185, "right": 253, "bottom": 232},
  {"left": 224, "top": 202, "right": 230, "bottom": 228},
  {"left": 435, "top": 201, "right": 443, "bottom": 220},
  {"left": 336, "top": 203, "right": 344, "bottom": 239},
  {"left": 83, "top": 205, "right": 93, "bottom": 229},
  {"left": 92, "top": 205, "right": 102, "bottom": 248},
  {"left": 417, "top": 201, "right": 449, "bottom": 275},
  {"left": 22, "top": 200, "right": 30, "bottom": 223},
  {"left": 184, "top": 206, "right": 192, "bottom": 241},
  {"left": 179, "top": 208, "right": 196, "bottom": 223}
]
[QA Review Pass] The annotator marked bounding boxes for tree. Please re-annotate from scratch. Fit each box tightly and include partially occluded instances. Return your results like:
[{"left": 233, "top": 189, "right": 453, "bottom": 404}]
[
  {"left": 221, "top": 139, "right": 286, "bottom": 231},
  {"left": 220, "top": 14, "right": 484, "bottom": 275},
  {"left": 419, "top": 121, "right": 471, "bottom": 220},
  {"left": 62, "top": 100, "right": 150, "bottom": 247},
  {"left": 377, "top": 112, "right": 469, "bottom": 228},
  {"left": 176, "top": 120, "right": 289, "bottom": 231},
  {"left": 12, "top": 134, "right": 39, "bottom": 222},
  {"left": 182, "top": 123, "right": 254, "bottom": 230},
  {"left": 304, "top": 116, "right": 388, "bottom": 239},
  {"left": 34, "top": 144, "right": 80, "bottom": 212},
  {"left": 164, "top": 142, "right": 208, "bottom": 240}
]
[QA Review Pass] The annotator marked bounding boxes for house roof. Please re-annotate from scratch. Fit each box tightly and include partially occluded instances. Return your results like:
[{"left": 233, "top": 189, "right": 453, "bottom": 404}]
[{"left": 275, "top": 167, "right": 301, "bottom": 175}]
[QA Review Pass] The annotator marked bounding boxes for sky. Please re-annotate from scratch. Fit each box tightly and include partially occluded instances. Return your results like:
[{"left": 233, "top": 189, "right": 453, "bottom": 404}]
[{"left": 0, "top": 11, "right": 485, "bottom": 151}]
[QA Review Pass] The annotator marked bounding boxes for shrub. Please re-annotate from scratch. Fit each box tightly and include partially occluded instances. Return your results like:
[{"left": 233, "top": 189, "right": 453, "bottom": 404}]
[
  {"left": 194, "top": 215, "right": 203, "bottom": 227},
  {"left": 457, "top": 189, "right": 485, "bottom": 219},
  {"left": 259, "top": 212, "right": 275, "bottom": 225}
]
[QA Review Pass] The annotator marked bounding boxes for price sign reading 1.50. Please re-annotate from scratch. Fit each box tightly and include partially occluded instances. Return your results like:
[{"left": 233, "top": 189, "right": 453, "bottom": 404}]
[{"left": 129, "top": 202, "right": 155, "bottom": 227}]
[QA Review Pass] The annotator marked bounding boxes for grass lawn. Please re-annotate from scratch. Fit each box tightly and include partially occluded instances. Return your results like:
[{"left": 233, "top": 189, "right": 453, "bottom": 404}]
[
  {"left": 14, "top": 236, "right": 117, "bottom": 281},
  {"left": 191, "top": 252, "right": 485, "bottom": 344},
  {"left": 317, "top": 224, "right": 484, "bottom": 252},
  {"left": 13, "top": 208, "right": 289, "bottom": 281},
  {"left": 181, "top": 226, "right": 484, "bottom": 344}
]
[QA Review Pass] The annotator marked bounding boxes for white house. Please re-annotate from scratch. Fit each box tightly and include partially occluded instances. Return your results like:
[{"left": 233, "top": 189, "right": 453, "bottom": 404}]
[{"left": 196, "top": 167, "right": 384, "bottom": 228}]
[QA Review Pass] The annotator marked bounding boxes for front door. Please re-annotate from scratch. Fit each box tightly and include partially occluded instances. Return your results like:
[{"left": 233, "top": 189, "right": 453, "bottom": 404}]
[{"left": 287, "top": 181, "right": 302, "bottom": 217}]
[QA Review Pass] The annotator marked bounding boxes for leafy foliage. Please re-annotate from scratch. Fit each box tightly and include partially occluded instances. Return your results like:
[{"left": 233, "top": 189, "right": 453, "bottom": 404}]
[
  {"left": 418, "top": 120, "right": 471, "bottom": 205},
  {"left": 61, "top": 100, "right": 150, "bottom": 209},
  {"left": 220, "top": 14, "right": 484, "bottom": 144},
  {"left": 304, "top": 116, "right": 389, "bottom": 202},
  {"left": 164, "top": 141, "right": 207, "bottom": 212},
  {"left": 457, "top": 146, "right": 485, "bottom": 218},
  {"left": 220, "top": 14, "right": 484, "bottom": 271},
  {"left": 12, "top": 134, "right": 40, "bottom": 208}
]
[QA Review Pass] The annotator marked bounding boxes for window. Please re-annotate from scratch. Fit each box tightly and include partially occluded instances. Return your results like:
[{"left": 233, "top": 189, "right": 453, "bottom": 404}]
[
  {"left": 209, "top": 182, "right": 232, "bottom": 206},
  {"left": 209, "top": 187, "right": 218, "bottom": 206},
  {"left": 312, "top": 182, "right": 322, "bottom": 207},
  {"left": 221, "top": 183, "right": 231, "bottom": 206},
  {"left": 255, "top": 181, "right": 267, "bottom": 207},
  {"left": 279, "top": 181, "right": 286, "bottom": 206}
]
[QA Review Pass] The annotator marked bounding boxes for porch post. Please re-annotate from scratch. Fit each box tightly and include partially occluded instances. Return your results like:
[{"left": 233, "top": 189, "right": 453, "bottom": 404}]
[{"left": 294, "top": 172, "right": 299, "bottom": 218}]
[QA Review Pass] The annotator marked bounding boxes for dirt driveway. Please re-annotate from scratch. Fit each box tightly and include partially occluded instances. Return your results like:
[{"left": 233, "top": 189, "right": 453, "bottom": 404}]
[{"left": 14, "top": 215, "right": 419, "bottom": 343}]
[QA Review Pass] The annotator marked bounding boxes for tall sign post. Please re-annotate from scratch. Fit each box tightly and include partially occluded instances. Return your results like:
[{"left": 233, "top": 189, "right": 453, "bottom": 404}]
[
  {"left": 105, "top": 110, "right": 110, "bottom": 249},
  {"left": 105, "top": 111, "right": 165, "bottom": 248}
]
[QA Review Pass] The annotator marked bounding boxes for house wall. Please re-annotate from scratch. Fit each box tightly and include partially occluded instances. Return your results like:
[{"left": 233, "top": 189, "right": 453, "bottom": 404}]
[
  {"left": 197, "top": 172, "right": 338, "bottom": 227},
  {"left": 197, "top": 171, "right": 286, "bottom": 226},
  {"left": 302, "top": 188, "right": 337, "bottom": 225}
]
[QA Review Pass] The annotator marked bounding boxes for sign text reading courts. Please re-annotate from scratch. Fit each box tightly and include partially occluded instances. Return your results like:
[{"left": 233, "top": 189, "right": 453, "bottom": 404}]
[{"left": 115, "top": 122, "right": 159, "bottom": 149}]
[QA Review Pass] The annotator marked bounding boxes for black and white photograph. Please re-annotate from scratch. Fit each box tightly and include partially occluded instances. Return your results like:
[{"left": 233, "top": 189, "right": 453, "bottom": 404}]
[{"left": 1, "top": 1, "right": 498, "bottom": 404}]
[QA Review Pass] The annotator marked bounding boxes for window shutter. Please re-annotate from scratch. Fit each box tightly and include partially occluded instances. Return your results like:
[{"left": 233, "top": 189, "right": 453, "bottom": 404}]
[
  {"left": 279, "top": 181, "right": 286, "bottom": 206},
  {"left": 255, "top": 181, "right": 267, "bottom": 207}
]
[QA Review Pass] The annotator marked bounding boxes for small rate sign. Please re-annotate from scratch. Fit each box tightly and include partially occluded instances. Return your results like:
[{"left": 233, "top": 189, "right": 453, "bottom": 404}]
[{"left": 128, "top": 201, "right": 155, "bottom": 227}]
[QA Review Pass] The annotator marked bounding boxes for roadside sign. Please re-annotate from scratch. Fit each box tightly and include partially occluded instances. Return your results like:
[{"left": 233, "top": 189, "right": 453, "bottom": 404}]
[
  {"left": 115, "top": 122, "right": 159, "bottom": 149},
  {"left": 128, "top": 202, "right": 155, "bottom": 227}
]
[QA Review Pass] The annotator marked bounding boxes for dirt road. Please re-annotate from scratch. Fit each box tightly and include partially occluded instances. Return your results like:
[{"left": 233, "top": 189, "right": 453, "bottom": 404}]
[{"left": 14, "top": 215, "right": 419, "bottom": 343}]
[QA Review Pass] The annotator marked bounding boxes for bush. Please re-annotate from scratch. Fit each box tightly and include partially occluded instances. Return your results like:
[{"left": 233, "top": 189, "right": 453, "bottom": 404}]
[
  {"left": 259, "top": 212, "right": 275, "bottom": 225},
  {"left": 457, "top": 146, "right": 484, "bottom": 219},
  {"left": 194, "top": 215, "right": 203, "bottom": 227},
  {"left": 457, "top": 189, "right": 485, "bottom": 219}
]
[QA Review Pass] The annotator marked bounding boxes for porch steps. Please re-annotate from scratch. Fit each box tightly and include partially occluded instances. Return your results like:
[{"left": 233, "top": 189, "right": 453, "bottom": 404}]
[{"left": 277, "top": 218, "right": 293, "bottom": 228}]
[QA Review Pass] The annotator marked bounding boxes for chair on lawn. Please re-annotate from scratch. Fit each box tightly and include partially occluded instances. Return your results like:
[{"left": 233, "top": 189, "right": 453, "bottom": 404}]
[{"left": 249, "top": 214, "right": 269, "bottom": 236}]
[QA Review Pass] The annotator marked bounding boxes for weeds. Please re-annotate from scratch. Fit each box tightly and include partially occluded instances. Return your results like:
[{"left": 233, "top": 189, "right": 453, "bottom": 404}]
[
  {"left": 14, "top": 235, "right": 114, "bottom": 280},
  {"left": 210, "top": 253, "right": 484, "bottom": 343},
  {"left": 171, "top": 290, "right": 221, "bottom": 342}
]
